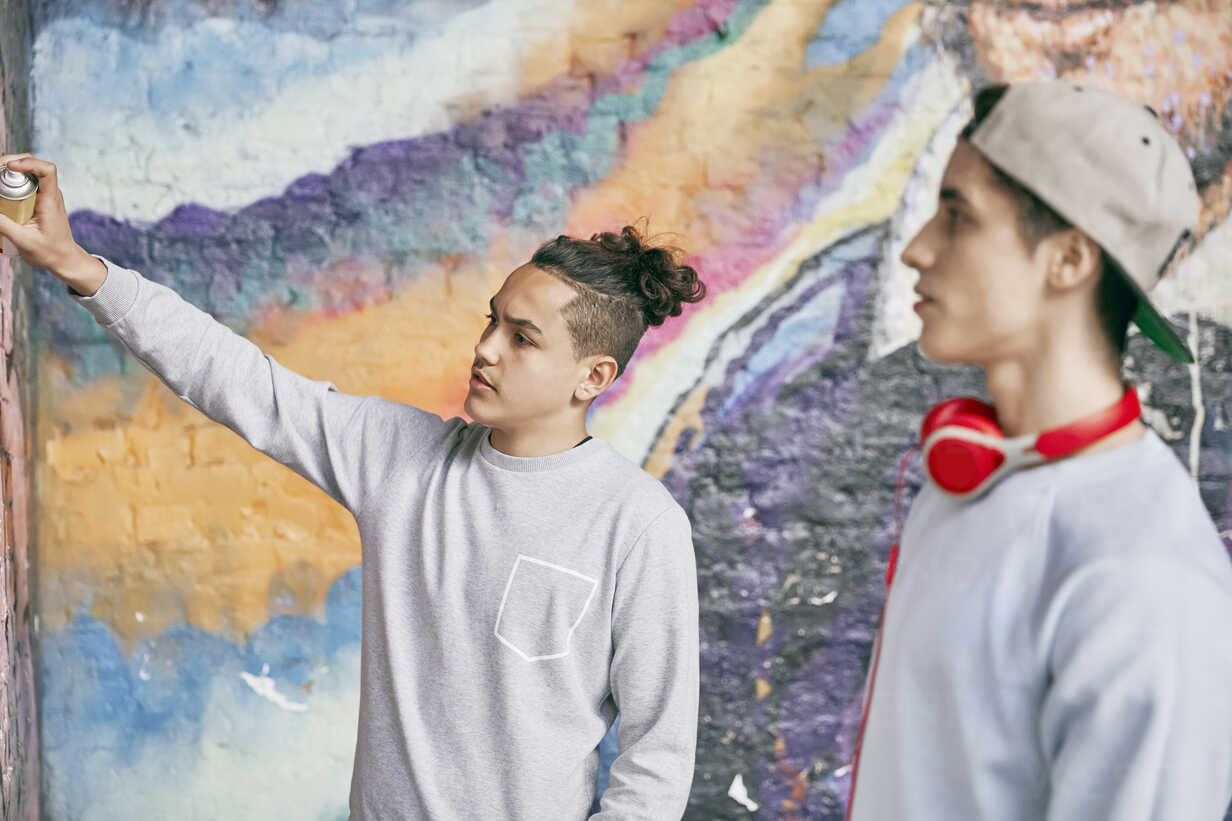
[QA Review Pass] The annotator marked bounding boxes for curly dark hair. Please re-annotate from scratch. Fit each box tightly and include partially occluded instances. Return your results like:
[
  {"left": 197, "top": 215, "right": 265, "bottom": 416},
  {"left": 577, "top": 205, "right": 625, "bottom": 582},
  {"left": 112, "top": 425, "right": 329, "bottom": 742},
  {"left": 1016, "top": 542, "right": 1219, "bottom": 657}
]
[{"left": 530, "top": 224, "right": 706, "bottom": 377}]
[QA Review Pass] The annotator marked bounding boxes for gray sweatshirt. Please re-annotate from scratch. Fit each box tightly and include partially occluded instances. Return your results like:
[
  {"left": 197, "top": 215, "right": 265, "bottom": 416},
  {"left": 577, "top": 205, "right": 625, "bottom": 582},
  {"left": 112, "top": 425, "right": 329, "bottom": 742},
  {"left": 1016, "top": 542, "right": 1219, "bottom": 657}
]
[
  {"left": 73, "top": 258, "right": 700, "bottom": 820},
  {"left": 851, "top": 428, "right": 1232, "bottom": 820}
]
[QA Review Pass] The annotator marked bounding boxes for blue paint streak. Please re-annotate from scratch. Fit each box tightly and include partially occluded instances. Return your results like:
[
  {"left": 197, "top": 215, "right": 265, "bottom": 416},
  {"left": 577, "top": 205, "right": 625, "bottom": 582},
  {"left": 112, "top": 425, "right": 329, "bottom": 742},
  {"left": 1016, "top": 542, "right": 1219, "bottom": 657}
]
[
  {"left": 42, "top": 561, "right": 623, "bottom": 809},
  {"left": 38, "top": 0, "right": 487, "bottom": 46},
  {"left": 807, "top": 40, "right": 926, "bottom": 203},
  {"left": 325, "top": 565, "right": 363, "bottom": 656},
  {"left": 719, "top": 284, "right": 844, "bottom": 417},
  {"left": 592, "top": 715, "right": 621, "bottom": 809},
  {"left": 717, "top": 229, "right": 881, "bottom": 418},
  {"left": 130, "top": 625, "right": 246, "bottom": 735},
  {"left": 246, "top": 615, "right": 328, "bottom": 687},
  {"left": 40, "top": 567, "right": 363, "bottom": 760},
  {"left": 805, "top": 0, "right": 915, "bottom": 68}
]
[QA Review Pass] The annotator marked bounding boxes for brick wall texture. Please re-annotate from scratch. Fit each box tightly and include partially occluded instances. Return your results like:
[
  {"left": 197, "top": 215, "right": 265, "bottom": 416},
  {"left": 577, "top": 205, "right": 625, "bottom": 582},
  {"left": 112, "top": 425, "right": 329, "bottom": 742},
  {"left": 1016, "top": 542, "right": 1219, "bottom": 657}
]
[{"left": 23, "top": 1, "right": 1232, "bottom": 818}]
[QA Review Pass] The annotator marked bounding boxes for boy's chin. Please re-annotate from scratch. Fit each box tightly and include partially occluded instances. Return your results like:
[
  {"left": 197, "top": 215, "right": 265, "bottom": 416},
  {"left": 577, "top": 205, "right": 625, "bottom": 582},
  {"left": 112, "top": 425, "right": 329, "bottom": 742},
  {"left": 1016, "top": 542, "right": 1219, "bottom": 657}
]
[
  {"left": 916, "top": 334, "right": 976, "bottom": 366},
  {"left": 463, "top": 395, "right": 487, "bottom": 422},
  {"left": 464, "top": 395, "right": 503, "bottom": 426}
]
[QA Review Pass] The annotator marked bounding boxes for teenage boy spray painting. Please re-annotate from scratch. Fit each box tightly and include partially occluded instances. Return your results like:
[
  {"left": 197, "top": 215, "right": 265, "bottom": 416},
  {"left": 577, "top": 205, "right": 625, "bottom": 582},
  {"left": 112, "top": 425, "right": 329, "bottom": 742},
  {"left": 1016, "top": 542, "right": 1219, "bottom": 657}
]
[
  {"left": 847, "top": 83, "right": 1232, "bottom": 820},
  {"left": 0, "top": 152, "right": 705, "bottom": 820}
]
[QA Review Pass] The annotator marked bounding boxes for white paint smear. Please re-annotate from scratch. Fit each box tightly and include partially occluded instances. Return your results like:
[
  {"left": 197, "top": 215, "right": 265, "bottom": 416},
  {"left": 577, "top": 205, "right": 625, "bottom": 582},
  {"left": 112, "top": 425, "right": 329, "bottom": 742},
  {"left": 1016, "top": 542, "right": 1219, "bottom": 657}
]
[
  {"left": 1187, "top": 310, "right": 1204, "bottom": 481},
  {"left": 240, "top": 671, "right": 308, "bottom": 713},
  {"left": 33, "top": 0, "right": 576, "bottom": 223},
  {"left": 728, "top": 773, "right": 760, "bottom": 812}
]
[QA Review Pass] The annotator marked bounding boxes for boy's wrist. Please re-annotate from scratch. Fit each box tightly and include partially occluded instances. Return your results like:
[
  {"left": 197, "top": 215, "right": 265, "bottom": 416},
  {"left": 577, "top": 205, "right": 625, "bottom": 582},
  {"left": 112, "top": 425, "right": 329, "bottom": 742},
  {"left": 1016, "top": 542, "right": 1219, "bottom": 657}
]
[{"left": 56, "top": 247, "right": 107, "bottom": 296}]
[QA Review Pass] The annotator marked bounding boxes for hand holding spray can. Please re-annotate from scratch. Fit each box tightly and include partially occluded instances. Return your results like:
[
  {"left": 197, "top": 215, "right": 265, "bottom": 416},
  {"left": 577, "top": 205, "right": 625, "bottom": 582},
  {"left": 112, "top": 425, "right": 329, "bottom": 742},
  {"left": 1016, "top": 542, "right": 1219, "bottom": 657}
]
[{"left": 0, "top": 164, "right": 39, "bottom": 257}]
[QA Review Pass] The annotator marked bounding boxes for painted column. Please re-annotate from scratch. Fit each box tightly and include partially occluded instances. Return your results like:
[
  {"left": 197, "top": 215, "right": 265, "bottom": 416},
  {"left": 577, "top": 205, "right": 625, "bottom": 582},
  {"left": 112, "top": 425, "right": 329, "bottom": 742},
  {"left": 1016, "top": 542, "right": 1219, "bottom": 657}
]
[{"left": 0, "top": 0, "right": 38, "bottom": 816}]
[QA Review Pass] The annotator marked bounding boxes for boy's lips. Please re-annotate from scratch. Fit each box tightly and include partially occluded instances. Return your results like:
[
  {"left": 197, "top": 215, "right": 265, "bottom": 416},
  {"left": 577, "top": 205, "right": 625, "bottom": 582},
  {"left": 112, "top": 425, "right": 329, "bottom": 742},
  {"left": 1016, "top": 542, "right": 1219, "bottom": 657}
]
[
  {"left": 470, "top": 368, "right": 496, "bottom": 391},
  {"left": 913, "top": 287, "right": 937, "bottom": 312}
]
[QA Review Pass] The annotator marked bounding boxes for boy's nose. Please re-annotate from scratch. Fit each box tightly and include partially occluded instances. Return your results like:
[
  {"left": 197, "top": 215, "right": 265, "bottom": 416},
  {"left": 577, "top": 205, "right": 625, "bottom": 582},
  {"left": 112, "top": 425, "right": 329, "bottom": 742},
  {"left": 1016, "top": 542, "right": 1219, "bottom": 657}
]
[
  {"left": 473, "top": 336, "right": 498, "bottom": 365},
  {"left": 900, "top": 226, "right": 933, "bottom": 272}
]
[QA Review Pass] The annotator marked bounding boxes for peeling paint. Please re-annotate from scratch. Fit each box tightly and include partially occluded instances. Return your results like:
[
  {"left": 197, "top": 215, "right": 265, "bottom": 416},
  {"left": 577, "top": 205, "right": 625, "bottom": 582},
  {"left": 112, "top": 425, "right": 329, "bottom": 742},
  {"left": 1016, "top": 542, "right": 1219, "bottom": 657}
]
[
  {"left": 727, "top": 773, "right": 760, "bottom": 812},
  {"left": 240, "top": 671, "right": 308, "bottom": 714}
]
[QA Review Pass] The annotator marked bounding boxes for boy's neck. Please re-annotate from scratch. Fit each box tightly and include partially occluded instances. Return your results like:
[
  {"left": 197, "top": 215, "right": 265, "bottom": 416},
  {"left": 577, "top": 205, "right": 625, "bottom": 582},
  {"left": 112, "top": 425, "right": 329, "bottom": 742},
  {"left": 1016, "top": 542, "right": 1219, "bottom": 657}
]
[
  {"left": 489, "top": 417, "right": 592, "bottom": 458},
  {"left": 983, "top": 333, "right": 1144, "bottom": 456}
]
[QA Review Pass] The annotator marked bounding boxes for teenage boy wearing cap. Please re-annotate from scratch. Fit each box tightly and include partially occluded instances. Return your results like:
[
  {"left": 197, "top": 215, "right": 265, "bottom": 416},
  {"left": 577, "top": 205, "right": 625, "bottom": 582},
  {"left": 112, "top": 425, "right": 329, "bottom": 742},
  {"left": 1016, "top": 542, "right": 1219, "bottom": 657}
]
[{"left": 846, "top": 83, "right": 1232, "bottom": 820}]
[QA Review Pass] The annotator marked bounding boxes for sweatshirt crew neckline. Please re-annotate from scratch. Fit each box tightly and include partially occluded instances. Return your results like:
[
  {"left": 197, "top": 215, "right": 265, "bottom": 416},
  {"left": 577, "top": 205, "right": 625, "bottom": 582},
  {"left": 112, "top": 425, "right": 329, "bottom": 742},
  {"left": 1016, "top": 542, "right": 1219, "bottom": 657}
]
[
  {"left": 992, "top": 424, "right": 1158, "bottom": 496},
  {"left": 478, "top": 428, "right": 605, "bottom": 473}
]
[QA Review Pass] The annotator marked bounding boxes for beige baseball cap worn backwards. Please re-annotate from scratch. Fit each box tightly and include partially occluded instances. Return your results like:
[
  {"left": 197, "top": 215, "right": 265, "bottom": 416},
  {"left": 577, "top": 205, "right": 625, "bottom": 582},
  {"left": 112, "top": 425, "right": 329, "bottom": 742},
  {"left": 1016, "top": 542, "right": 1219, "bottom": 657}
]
[{"left": 968, "top": 81, "right": 1200, "bottom": 364}]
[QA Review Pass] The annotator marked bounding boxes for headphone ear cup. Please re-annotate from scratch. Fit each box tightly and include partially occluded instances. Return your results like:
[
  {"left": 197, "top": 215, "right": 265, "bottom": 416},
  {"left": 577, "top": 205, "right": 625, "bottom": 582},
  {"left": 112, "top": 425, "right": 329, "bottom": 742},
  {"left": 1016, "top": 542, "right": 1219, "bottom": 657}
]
[
  {"left": 922, "top": 399, "right": 1005, "bottom": 495},
  {"left": 921, "top": 397, "right": 997, "bottom": 440}
]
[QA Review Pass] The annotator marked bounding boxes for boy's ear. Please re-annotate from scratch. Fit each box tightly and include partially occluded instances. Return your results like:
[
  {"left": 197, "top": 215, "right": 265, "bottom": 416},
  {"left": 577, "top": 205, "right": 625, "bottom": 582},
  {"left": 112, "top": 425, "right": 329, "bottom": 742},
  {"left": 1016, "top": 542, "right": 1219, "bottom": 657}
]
[
  {"left": 574, "top": 356, "right": 619, "bottom": 402},
  {"left": 1046, "top": 229, "right": 1103, "bottom": 292}
]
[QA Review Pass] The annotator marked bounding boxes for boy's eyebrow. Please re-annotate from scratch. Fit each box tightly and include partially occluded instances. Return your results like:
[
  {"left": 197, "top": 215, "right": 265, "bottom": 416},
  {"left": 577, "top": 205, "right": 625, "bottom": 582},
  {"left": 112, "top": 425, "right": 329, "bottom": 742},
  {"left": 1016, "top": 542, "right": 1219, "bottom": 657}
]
[{"left": 489, "top": 298, "right": 544, "bottom": 336}]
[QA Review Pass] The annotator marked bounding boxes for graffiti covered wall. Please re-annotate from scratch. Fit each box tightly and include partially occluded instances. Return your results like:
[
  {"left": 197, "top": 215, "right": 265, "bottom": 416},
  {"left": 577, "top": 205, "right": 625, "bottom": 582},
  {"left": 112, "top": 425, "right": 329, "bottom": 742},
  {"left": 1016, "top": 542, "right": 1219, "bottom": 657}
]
[
  {"left": 28, "top": 0, "right": 1232, "bottom": 818},
  {"left": 0, "top": 0, "right": 38, "bottom": 815}
]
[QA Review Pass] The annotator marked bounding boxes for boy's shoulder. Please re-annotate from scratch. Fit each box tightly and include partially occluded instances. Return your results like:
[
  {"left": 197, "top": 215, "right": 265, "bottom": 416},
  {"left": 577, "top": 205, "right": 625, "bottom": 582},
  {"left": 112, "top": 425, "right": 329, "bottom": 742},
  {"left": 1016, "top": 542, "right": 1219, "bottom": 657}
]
[
  {"left": 1044, "top": 429, "right": 1230, "bottom": 584},
  {"left": 583, "top": 438, "right": 685, "bottom": 515},
  {"left": 360, "top": 396, "right": 469, "bottom": 447}
]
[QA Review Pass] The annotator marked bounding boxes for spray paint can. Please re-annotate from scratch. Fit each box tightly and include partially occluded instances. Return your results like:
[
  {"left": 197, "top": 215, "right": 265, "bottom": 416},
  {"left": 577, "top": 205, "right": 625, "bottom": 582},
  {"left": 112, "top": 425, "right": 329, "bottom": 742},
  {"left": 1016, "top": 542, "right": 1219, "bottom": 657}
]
[{"left": 0, "top": 164, "right": 38, "bottom": 256}]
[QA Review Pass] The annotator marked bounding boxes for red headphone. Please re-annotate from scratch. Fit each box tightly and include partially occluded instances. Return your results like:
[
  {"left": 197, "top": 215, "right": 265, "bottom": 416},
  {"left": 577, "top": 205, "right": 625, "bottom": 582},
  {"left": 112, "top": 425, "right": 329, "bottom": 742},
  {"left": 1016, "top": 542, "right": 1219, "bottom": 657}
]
[{"left": 920, "top": 383, "right": 1142, "bottom": 498}]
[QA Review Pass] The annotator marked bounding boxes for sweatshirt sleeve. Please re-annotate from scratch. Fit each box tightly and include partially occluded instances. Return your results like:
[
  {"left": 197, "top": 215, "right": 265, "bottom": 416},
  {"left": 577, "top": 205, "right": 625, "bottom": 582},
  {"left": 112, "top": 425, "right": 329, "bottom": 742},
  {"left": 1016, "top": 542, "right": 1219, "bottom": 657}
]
[
  {"left": 71, "top": 256, "right": 436, "bottom": 514},
  {"left": 1039, "top": 556, "right": 1232, "bottom": 821},
  {"left": 593, "top": 505, "right": 700, "bottom": 820}
]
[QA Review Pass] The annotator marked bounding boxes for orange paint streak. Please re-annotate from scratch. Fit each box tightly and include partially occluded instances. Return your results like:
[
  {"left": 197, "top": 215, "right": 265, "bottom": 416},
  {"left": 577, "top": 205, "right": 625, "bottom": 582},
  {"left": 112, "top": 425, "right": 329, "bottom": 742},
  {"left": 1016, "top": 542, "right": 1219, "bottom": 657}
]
[{"left": 516, "top": 0, "right": 698, "bottom": 97}]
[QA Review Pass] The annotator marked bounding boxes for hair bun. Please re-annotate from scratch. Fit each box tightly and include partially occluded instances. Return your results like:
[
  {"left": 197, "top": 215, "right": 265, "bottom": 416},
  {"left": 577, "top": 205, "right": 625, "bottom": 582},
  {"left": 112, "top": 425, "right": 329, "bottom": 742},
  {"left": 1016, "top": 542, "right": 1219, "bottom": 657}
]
[{"left": 597, "top": 225, "right": 706, "bottom": 326}]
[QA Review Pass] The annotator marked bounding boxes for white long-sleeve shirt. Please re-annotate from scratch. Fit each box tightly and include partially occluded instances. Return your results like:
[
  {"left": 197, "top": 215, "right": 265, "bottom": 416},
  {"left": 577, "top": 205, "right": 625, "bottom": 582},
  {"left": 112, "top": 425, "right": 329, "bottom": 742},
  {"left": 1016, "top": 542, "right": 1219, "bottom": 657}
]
[
  {"left": 72, "top": 257, "right": 700, "bottom": 820},
  {"left": 851, "top": 427, "right": 1232, "bottom": 820}
]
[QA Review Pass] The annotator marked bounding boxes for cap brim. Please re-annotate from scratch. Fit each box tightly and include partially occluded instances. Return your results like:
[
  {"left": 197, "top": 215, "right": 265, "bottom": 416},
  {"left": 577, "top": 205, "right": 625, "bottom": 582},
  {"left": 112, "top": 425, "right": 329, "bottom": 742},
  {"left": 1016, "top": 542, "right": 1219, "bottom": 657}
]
[{"left": 1123, "top": 275, "right": 1194, "bottom": 364}]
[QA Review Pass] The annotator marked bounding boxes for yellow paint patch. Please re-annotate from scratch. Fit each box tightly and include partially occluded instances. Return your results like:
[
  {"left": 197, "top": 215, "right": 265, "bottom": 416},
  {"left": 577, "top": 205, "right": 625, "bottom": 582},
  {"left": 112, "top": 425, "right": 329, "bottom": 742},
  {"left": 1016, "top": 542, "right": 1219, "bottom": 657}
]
[
  {"left": 643, "top": 383, "right": 708, "bottom": 479},
  {"left": 756, "top": 608, "right": 773, "bottom": 645},
  {"left": 567, "top": 1, "right": 921, "bottom": 253},
  {"left": 755, "top": 677, "right": 773, "bottom": 700},
  {"left": 38, "top": 257, "right": 499, "bottom": 643},
  {"left": 518, "top": 0, "right": 697, "bottom": 95}
]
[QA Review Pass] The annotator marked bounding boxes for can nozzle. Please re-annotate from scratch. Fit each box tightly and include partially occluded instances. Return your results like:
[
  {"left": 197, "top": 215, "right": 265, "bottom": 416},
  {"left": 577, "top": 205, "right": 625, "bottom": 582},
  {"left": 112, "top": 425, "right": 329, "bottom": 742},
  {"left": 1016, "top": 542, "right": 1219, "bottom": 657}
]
[{"left": 0, "top": 167, "right": 25, "bottom": 188}]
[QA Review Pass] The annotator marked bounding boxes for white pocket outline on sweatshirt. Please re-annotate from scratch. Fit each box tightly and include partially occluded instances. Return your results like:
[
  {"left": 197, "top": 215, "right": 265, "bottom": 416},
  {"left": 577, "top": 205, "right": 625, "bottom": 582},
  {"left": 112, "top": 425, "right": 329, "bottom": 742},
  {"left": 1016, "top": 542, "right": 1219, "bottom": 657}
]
[{"left": 494, "top": 554, "right": 599, "bottom": 662}]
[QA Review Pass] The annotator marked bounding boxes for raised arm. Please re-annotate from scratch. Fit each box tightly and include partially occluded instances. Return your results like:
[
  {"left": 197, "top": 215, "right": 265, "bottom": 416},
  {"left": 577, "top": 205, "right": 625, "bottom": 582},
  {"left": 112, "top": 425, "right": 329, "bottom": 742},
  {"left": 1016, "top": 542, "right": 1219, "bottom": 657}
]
[
  {"left": 74, "top": 258, "right": 377, "bottom": 510},
  {"left": 594, "top": 505, "right": 700, "bottom": 820},
  {"left": 0, "top": 153, "right": 444, "bottom": 512}
]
